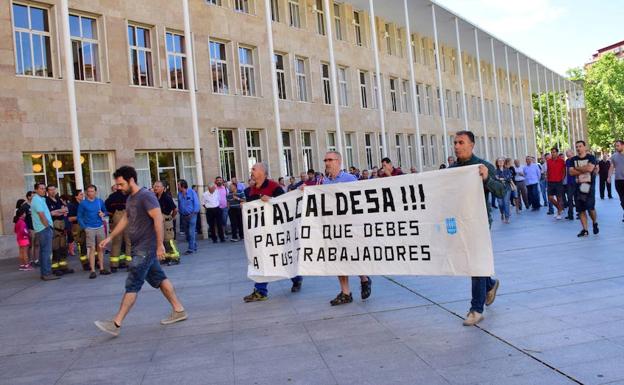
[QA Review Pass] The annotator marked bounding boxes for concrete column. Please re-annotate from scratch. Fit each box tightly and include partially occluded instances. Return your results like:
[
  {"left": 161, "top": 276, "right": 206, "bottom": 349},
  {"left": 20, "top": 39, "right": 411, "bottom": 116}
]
[
  {"left": 474, "top": 29, "right": 489, "bottom": 161},
  {"left": 368, "top": 0, "right": 388, "bottom": 157},
  {"left": 431, "top": 4, "right": 450, "bottom": 162}
]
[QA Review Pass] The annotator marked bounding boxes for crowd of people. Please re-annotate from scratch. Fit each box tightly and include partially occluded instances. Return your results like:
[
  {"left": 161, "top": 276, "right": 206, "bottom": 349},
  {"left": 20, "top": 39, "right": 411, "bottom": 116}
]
[{"left": 10, "top": 135, "right": 624, "bottom": 332}]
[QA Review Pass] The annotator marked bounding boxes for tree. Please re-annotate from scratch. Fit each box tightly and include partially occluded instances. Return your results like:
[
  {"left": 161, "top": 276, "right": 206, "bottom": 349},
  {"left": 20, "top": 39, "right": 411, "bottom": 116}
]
[
  {"left": 584, "top": 53, "right": 624, "bottom": 150},
  {"left": 532, "top": 91, "right": 570, "bottom": 155}
]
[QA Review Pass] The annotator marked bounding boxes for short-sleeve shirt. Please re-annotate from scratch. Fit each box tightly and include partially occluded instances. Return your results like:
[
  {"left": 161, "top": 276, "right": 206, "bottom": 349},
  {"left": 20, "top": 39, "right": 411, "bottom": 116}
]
[
  {"left": 565, "top": 159, "right": 576, "bottom": 184},
  {"left": 46, "top": 197, "right": 65, "bottom": 221},
  {"left": 322, "top": 171, "right": 358, "bottom": 185},
  {"left": 227, "top": 191, "right": 245, "bottom": 208},
  {"left": 570, "top": 154, "right": 598, "bottom": 188},
  {"left": 246, "top": 179, "right": 284, "bottom": 202},
  {"left": 31, "top": 194, "right": 52, "bottom": 233},
  {"left": 157, "top": 192, "right": 177, "bottom": 215},
  {"left": 611, "top": 152, "right": 624, "bottom": 180},
  {"left": 126, "top": 188, "right": 160, "bottom": 254},
  {"left": 546, "top": 158, "right": 566, "bottom": 183}
]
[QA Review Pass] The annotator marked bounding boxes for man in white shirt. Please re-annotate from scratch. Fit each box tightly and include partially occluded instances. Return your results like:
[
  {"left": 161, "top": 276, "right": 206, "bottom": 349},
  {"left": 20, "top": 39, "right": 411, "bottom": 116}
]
[
  {"left": 201, "top": 183, "right": 224, "bottom": 243},
  {"left": 513, "top": 159, "right": 528, "bottom": 210}
]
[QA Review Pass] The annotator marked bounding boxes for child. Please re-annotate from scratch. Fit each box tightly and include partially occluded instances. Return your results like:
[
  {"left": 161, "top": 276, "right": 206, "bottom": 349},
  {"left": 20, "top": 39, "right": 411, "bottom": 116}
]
[{"left": 14, "top": 207, "right": 32, "bottom": 271}]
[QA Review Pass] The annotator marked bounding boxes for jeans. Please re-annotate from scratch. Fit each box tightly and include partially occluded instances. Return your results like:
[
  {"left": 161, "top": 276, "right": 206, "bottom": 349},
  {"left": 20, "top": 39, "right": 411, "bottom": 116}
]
[
  {"left": 221, "top": 207, "right": 229, "bottom": 227},
  {"left": 490, "top": 192, "right": 498, "bottom": 208},
  {"left": 566, "top": 181, "right": 576, "bottom": 218},
  {"left": 539, "top": 179, "right": 552, "bottom": 211},
  {"left": 180, "top": 214, "right": 198, "bottom": 251},
  {"left": 471, "top": 276, "right": 496, "bottom": 313},
  {"left": 205, "top": 207, "right": 225, "bottom": 242},
  {"left": 255, "top": 276, "right": 302, "bottom": 296},
  {"left": 497, "top": 189, "right": 511, "bottom": 220},
  {"left": 527, "top": 183, "right": 540, "bottom": 209},
  {"left": 36, "top": 227, "right": 53, "bottom": 276},
  {"left": 125, "top": 251, "right": 167, "bottom": 293}
]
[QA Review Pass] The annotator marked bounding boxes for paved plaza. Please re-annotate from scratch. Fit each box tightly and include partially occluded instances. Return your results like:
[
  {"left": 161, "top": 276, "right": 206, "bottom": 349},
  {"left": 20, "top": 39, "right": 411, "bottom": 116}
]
[{"left": 1, "top": 197, "right": 623, "bottom": 385}]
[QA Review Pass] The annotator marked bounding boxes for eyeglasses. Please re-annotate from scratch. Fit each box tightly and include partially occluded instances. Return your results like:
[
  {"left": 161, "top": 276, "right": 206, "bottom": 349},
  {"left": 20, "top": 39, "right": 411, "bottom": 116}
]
[{"left": 323, "top": 158, "right": 339, "bottom": 162}]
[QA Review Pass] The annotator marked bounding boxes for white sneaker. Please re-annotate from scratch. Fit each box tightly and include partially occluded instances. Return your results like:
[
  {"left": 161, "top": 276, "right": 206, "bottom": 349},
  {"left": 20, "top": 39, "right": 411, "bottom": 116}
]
[{"left": 555, "top": 214, "right": 562, "bottom": 220}]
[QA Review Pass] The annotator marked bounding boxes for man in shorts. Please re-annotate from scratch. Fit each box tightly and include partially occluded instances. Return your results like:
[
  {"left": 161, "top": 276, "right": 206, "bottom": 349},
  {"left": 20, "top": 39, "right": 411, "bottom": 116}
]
[
  {"left": 569, "top": 141, "right": 599, "bottom": 237},
  {"left": 78, "top": 185, "right": 110, "bottom": 279},
  {"left": 546, "top": 147, "right": 566, "bottom": 220},
  {"left": 95, "top": 166, "right": 187, "bottom": 337}
]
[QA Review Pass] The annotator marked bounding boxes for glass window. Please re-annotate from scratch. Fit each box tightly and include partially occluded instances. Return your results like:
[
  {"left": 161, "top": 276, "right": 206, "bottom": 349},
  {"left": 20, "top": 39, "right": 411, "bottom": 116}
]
[
  {"left": 134, "top": 151, "right": 196, "bottom": 194},
  {"left": 327, "top": 132, "right": 336, "bottom": 152},
  {"left": 288, "top": 0, "right": 300, "bottom": 28},
  {"left": 338, "top": 67, "right": 348, "bottom": 107},
  {"left": 321, "top": 63, "right": 331, "bottom": 105},
  {"left": 234, "top": 0, "right": 250, "bottom": 14},
  {"left": 395, "top": 134, "right": 403, "bottom": 167},
  {"left": 70, "top": 14, "right": 100, "bottom": 82},
  {"left": 364, "top": 133, "right": 373, "bottom": 169},
  {"left": 271, "top": 0, "right": 280, "bottom": 22},
  {"left": 295, "top": 57, "right": 308, "bottom": 101},
  {"left": 359, "top": 70, "right": 368, "bottom": 108},
  {"left": 420, "top": 135, "right": 429, "bottom": 166},
  {"left": 13, "top": 3, "right": 52, "bottom": 77},
  {"left": 333, "top": 3, "right": 342, "bottom": 41},
  {"left": 239, "top": 46, "right": 256, "bottom": 96},
  {"left": 275, "top": 53, "right": 286, "bottom": 100},
  {"left": 345, "top": 133, "right": 354, "bottom": 168},
  {"left": 401, "top": 80, "right": 409, "bottom": 113},
  {"left": 282, "top": 131, "right": 294, "bottom": 177},
  {"left": 210, "top": 40, "right": 229, "bottom": 94},
  {"left": 128, "top": 24, "right": 153, "bottom": 86},
  {"left": 353, "top": 11, "right": 362, "bottom": 46},
  {"left": 315, "top": 0, "right": 325, "bottom": 35},
  {"left": 301, "top": 131, "right": 314, "bottom": 172},
  {"left": 246, "top": 130, "right": 262, "bottom": 170},
  {"left": 389, "top": 78, "right": 398, "bottom": 112},
  {"left": 218, "top": 129, "right": 237, "bottom": 181},
  {"left": 166, "top": 31, "right": 186, "bottom": 90}
]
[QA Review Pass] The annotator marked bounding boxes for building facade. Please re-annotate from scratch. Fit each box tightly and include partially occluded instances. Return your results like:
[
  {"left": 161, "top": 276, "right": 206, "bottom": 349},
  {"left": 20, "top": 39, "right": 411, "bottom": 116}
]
[
  {"left": 0, "top": 0, "right": 582, "bottom": 244},
  {"left": 585, "top": 39, "right": 624, "bottom": 69}
]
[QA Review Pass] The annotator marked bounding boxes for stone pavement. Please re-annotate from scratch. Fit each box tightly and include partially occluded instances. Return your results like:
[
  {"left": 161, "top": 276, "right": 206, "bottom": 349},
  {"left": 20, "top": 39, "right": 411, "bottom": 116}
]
[{"left": 1, "top": 197, "right": 623, "bottom": 385}]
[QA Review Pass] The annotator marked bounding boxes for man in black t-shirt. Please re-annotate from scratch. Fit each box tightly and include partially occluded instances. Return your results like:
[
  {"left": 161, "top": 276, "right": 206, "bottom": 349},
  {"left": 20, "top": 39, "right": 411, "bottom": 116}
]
[
  {"left": 569, "top": 141, "right": 599, "bottom": 237},
  {"left": 95, "top": 166, "right": 187, "bottom": 337}
]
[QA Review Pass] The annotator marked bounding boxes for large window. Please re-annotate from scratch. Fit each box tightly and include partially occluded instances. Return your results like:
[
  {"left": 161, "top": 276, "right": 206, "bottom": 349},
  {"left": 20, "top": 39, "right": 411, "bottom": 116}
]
[
  {"left": 365, "top": 133, "right": 374, "bottom": 169},
  {"left": 295, "top": 57, "right": 308, "bottom": 101},
  {"left": 246, "top": 130, "right": 262, "bottom": 170},
  {"left": 239, "top": 46, "right": 256, "bottom": 96},
  {"left": 407, "top": 134, "right": 415, "bottom": 168},
  {"left": 353, "top": 11, "right": 362, "bottom": 46},
  {"left": 270, "top": 0, "right": 280, "bottom": 22},
  {"left": 135, "top": 151, "right": 197, "bottom": 194},
  {"left": 338, "top": 67, "right": 348, "bottom": 107},
  {"left": 210, "top": 40, "right": 229, "bottom": 94},
  {"left": 128, "top": 24, "right": 153, "bottom": 86},
  {"left": 429, "top": 135, "right": 438, "bottom": 165},
  {"left": 69, "top": 14, "right": 99, "bottom": 82},
  {"left": 333, "top": 3, "right": 343, "bottom": 41},
  {"left": 425, "top": 85, "right": 432, "bottom": 115},
  {"left": 389, "top": 78, "right": 398, "bottom": 112},
  {"left": 218, "top": 129, "right": 237, "bottom": 181},
  {"left": 401, "top": 80, "right": 410, "bottom": 113},
  {"left": 372, "top": 74, "right": 379, "bottom": 109},
  {"left": 301, "top": 131, "right": 315, "bottom": 172},
  {"left": 282, "top": 131, "right": 294, "bottom": 177},
  {"left": 23, "top": 153, "right": 113, "bottom": 197},
  {"left": 315, "top": 0, "right": 325, "bottom": 35},
  {"left": 165, "top": 32, "right": 187, "bottom": 90},
  {"left": 345, "top": 133, "right": 355, "bottom": 168},
  {"left": 415, "top": 83, "right": 422, "bottom": 114},
  {"left": 359, "top": 70, "right": 368, "bottom": 108},
  {"left": 420, "top": 135, "right": 428, "bottom": 166},
  {"left": 384, "top": 24, "right": 393, "bottom": 55},
  {"left": 327, "top": 132, "right": 336, "bottom": 152},
  {"left": 234, "top": 0, "right": 250, "bottom": 14},
  {"left": 275, "top": 53, "right": 286, "bottom": 100},
  {"left": 13, "top": 3, "right": 53, "bottom": 77},
  {"left": 395, "top": 134, "right": 403, "bottom": 167},
  {"left": 288, "top": 0, "right": 301, "bottom": 28},
  {"left": 321, "top": 63, "right": 331, "bottom": 104}
]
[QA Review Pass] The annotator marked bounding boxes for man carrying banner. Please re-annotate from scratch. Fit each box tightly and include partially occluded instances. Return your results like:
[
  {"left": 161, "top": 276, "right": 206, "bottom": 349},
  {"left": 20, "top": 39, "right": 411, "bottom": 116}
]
[
  {"left": 243, "top": 163, "right": 303, "bottom": 302},
  {"left": 322, "top": 151, "right": 372, "bottom": 306},
  {"left": 449, "top": 131, "right": 503, "bottom": 326}
]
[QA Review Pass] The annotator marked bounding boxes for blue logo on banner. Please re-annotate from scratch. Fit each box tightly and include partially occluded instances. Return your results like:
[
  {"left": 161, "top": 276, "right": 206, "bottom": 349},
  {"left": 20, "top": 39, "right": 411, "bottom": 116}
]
[{"left": 445, "top": 218, "right": 457, "bottom": 235}]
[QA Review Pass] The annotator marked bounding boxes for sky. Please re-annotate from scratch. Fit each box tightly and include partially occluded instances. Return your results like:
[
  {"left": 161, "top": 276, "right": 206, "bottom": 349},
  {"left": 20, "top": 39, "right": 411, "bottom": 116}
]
[{"left": 435, "top": 0, "right": 624, "bottom": 75}]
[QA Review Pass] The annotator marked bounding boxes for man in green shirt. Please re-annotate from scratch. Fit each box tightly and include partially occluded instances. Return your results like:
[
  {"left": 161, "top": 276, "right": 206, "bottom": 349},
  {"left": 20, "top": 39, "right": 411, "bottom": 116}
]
[{"left": 449, "top": 131, "right": 504, "bottom": 326}]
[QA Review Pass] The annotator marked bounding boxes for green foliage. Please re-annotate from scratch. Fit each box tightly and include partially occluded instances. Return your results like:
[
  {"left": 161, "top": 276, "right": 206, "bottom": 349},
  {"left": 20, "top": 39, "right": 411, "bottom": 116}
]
[
  {"left": 584, "top": 53, "right": 624, "bottom": 151},
  {"left": 531, "top": 92, "right": 571, "bottom": 155}
]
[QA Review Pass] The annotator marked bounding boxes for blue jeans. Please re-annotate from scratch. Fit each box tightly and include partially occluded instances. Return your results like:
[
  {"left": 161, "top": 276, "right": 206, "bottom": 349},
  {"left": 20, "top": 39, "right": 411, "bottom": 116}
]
[
  {"left": 497, "top": 189, "right": 511, "bottom": 220},
  {"left": 125, "top": 251, "right": 167, "bottom": 293},
  {"left": 539, "top": 179, "right": 553, "bottom": 211},
  {"left": 221, "top": 207, "right": 228, "bottom": 227},
  {"left": 180, "top": 214, "right": 197, "bottom": 251},
  {"left": 36, "top": 227, "right": 53, "bottom": 276},
  {"left": 471, "top": 277, "right": 496, "bottom": 313},
  {"left": 255, "top": 276, "right": 302, "bottom": 296}
]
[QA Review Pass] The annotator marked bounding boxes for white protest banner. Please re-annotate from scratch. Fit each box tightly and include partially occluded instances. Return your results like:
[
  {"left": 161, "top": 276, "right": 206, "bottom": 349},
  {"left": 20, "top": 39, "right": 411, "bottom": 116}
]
[{"left": 244, "top": 165, "right": 494, "bottom": 282}]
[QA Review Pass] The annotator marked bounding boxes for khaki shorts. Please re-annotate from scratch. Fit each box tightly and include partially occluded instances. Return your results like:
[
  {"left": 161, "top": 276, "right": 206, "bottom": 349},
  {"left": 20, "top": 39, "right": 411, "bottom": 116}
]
[{"left": 85, "top": 227, "right": 106, "bottom": 249}]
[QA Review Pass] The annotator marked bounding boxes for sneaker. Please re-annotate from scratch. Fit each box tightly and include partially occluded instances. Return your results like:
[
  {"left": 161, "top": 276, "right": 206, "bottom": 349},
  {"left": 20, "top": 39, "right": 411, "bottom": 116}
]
[
  {"left": 230, "top": 238, "right": 239, "bottom": 242},
  {"left": 40, "top": 274, "right": 60, "bottom": 281},
  {"left": 160, "top": 310, "right": 188, "bottom": 325},
  {"left": 19, "top": 264, "right": 28, "bottom": 271},
  {"left": 577, "top": 229, "right": 589, "bottom": 238},
  {"left": 330, "top": 292, "right": 353, "bottom": 306},
  {"left": 554, "top": 214, "right": 562, "bottom": 220},
  {"left": 94, "top": 320, "right": 120, "bottom": 337},
  {"left": 89, "top": 271, "right": 97, "bottom": 279},
  {"left": 361, "top": 276, "right": 372, "bottom": 300},
  {"left": 22, "top": 264, "right": 34, "bottom": 271},
  {"left": 463, "top": 311, "right": 484, "bottom": 326},
  {"left": 485, "top": 279, "right": 500, "bottom": 306},
  {"left": 243, "top": 290, "right": 268, "bottom": 303},
  {"left": 593, "top": 223, "right": 599, "bottom": 235},
  {"left": 291, "top": 280, "right": 303, "bottom": 293},
  {"left": 100, "top": 269, "right": 111, "bottom": 275}
]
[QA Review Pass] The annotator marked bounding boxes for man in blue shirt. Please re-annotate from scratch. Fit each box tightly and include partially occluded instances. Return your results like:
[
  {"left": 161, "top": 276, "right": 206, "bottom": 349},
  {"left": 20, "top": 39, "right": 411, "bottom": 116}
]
[
  {"left": 31, "top": 182, "right": 59, "bottom": 280},
  {"left": 321, "top": 151, "right": 373, "bottom": 306},
  {"left": 78, "top": 185, "right": 110, "bottom": 278},
  {"left": 177, "top": 179, "right": 200, "bottom": 254},
  {"left": 523, "top": 156, "right": 542, "bottom": 210}
]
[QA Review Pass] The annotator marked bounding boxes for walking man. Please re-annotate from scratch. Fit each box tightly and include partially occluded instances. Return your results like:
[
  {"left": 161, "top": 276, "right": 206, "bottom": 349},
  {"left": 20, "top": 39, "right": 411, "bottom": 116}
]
[
  {"left": 598, "top": 153, "right": 613, "bottom": 199},
  {"left": 322, "top": 151, "right": 372, "bottom": 306},
  {"left": 31, "top": 183, "right": 59, "bottom": 281},
  {"left": 95, "top": 166, "right": 187, "bottom": 337},
  {"left": 546, "top": 147, "right": 566, "bottom": 220},
  {"left": 243, "top": 163, "right": 303, "bottom": 302},
  {"left": 569, "top": 141, "right": 599, "bottom": 237},
  {"left": 610, "top": 140, "right": 624, "bottom": 222},
  {"left": 78, "top": 185, "right": 110, "bottom": 279},
  {"left": 177, "top": 179, "right": 200, "bottom": 254},
  {"left": 449, "top": 131, "right": 503, "bottom": 326}
]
